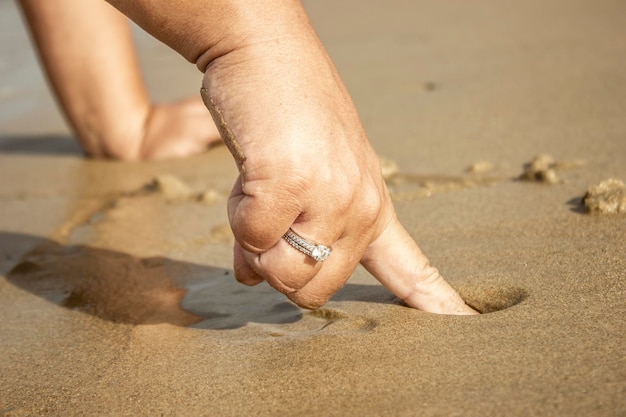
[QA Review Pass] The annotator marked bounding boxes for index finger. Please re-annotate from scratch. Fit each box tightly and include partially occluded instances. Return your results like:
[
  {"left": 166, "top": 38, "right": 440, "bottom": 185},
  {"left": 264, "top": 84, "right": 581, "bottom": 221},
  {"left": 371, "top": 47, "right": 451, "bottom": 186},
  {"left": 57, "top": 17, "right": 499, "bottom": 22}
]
[{"left": 360, "top": 217, "right": 478, "bottom": 315}]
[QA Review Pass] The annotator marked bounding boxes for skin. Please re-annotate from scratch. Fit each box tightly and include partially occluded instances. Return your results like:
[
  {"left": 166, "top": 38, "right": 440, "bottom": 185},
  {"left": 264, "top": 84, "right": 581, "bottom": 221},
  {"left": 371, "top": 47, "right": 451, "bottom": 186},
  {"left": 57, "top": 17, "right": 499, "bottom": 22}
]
[
  {"left": 18, "top": 0, "right": 221, "bottom": 160},
  {"left": 22, "top": 0, "right": 477, "bottom": 315}
]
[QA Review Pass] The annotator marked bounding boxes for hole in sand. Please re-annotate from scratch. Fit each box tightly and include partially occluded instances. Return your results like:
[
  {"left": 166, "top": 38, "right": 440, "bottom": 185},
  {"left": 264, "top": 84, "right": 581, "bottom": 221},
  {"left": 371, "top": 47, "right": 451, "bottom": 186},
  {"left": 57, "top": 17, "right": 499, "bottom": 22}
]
[{"left": 457, "top": 285, "right": 528, "bottom": 314}]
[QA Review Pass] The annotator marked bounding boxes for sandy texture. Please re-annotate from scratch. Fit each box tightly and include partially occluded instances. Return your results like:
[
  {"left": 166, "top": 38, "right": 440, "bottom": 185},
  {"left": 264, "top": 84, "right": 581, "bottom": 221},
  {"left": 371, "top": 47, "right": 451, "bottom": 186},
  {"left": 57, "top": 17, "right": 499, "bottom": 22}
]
[{"left": 1, "top": 0, "right": 625, "bottom": 416}]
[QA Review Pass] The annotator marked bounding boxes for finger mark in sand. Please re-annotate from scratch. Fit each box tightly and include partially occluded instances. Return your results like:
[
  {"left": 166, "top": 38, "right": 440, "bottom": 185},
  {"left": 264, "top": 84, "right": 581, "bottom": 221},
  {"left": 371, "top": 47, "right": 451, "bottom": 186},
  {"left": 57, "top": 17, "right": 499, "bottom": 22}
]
[{"left": 456, "top": 285, "right": 528, "bottom": 314}]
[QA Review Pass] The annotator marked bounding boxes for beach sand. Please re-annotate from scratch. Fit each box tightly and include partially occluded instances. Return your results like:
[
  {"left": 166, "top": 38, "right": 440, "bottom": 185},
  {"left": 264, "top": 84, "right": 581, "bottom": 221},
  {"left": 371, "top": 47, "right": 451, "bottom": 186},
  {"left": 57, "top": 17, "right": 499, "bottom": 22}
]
[{"left": 1, "top": 0, "right": 624, "bottom": 415}]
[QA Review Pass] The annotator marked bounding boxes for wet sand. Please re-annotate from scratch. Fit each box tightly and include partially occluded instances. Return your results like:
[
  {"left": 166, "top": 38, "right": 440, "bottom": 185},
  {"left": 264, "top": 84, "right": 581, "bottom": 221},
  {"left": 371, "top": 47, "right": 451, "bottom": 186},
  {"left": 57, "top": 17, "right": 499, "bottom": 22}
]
[{"left": 1, "top": 0, "right": 625, "bottom": 416}]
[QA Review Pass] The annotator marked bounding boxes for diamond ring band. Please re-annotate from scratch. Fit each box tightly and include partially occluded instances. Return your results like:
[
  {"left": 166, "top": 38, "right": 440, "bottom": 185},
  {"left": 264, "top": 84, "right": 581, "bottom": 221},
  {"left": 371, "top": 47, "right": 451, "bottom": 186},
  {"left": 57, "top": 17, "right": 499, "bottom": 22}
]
[{"left": 283, "top": 228, "right": 331, "bottom": 262}]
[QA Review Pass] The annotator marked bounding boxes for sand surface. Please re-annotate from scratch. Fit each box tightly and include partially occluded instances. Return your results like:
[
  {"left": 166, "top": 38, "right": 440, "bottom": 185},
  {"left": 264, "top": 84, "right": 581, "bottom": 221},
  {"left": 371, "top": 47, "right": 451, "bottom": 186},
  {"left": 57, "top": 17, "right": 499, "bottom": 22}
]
[{"left": 1, "top": 0, "right": 625, "bottom": 415}]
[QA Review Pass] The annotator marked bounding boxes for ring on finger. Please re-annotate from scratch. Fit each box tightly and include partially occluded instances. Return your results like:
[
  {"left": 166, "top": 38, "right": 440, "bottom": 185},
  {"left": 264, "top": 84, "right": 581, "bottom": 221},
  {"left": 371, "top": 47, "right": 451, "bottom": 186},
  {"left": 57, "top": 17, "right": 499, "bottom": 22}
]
[{"left": 283, "top": 228, "right": 332, "bottom": 262}]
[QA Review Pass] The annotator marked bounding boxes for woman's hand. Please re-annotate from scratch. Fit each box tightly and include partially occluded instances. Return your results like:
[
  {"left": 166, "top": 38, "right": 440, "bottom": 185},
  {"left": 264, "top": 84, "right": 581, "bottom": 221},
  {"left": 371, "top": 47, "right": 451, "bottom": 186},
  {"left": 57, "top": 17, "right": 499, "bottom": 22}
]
[
  {"left": 199, "top": 9, "right": 476, "bottom": 314},
  {"left": 105, "top": 0, "right": 477, "bottom": 314}
]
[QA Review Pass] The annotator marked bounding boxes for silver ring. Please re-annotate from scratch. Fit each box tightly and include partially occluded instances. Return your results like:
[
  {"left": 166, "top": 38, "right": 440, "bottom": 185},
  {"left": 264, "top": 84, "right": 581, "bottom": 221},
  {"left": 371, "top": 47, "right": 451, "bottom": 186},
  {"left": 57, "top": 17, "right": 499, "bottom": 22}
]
[{"left": 283, "top": 228, "right": 331, "bottom": 262}]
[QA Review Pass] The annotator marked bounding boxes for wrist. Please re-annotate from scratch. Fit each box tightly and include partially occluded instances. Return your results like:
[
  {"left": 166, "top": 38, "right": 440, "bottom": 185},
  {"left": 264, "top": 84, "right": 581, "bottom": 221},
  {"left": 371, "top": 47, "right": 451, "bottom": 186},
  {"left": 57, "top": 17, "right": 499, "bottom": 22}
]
[{"left": 195, "top": 1, "right": 316, "bottom": 72}]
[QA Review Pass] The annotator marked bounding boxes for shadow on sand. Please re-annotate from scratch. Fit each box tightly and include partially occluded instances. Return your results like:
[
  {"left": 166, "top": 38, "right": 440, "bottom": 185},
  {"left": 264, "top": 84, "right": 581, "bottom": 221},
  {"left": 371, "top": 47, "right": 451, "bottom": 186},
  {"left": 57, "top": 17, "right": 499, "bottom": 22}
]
[
  {"left": 0, "top": 134, "right": 83, "bottom": 156},
  {"left": 1, "top": 232, "right": 401, "bottom": 330}
]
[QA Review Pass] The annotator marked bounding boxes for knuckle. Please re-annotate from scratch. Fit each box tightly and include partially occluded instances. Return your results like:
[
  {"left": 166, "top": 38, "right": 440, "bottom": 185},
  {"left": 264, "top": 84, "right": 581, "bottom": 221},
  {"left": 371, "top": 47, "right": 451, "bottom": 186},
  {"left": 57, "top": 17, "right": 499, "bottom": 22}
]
[{"left": 358, "top": 184, "right": 383, "bottom": 222}]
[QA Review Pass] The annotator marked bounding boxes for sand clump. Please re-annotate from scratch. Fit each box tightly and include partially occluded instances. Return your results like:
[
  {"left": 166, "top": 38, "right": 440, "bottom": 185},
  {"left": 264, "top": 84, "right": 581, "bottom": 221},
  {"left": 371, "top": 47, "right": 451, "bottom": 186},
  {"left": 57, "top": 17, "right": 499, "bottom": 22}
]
[
  {"left": 519, "top": 154, "right": 585, "bottom": 184},
  {"left": 582, "top": 178, "right": 626, "bottom": 214},
  {"left": 209, "top": 223, "right": 234, "bottom": 244},
  {"left": 150, "top": 174, "right": 195, "bottom": 200},
  {"left": 198, "top": 189, "right": 221, "bottom": 205},
  {"left": 143, "top": 174, "right": 222, "bottom": 205},
  {"left": 519, "top": 154, "right": 560, "bottom": 183},
  {"left": 467, "top": 161, "right": 498, "bottom": 174}
]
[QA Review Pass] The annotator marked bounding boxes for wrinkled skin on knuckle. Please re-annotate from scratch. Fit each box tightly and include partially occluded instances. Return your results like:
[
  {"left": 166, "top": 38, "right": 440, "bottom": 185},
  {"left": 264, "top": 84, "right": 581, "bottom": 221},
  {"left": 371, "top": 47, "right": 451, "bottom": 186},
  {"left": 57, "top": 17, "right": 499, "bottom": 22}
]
[
  {"left": 245, "top": 158, "right": 313, "bottom": 201},
  {"left": 331, "top": 173, "right": 387, "bottom": 246},
  {"left": 229, "top": 175, "right": 305, "bottom": 251},
  {"left": 303, "top": 167, "right": 361, "bottom": 222}
]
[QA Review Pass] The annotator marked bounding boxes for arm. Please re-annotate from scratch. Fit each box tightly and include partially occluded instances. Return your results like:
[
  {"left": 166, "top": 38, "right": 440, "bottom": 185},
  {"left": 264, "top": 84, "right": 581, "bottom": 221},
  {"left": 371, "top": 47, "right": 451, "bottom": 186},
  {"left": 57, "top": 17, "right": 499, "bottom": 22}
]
[{"left": 18, "top": 0, "right": 219, "bottom": 160}]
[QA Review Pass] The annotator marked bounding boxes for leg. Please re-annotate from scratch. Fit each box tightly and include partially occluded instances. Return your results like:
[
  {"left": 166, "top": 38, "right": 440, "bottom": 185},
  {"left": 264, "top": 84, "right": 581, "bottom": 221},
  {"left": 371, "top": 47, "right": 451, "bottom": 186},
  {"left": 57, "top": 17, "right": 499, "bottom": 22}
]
[{"left": 18, "top": 0, "right": 220, "bottom": 160}]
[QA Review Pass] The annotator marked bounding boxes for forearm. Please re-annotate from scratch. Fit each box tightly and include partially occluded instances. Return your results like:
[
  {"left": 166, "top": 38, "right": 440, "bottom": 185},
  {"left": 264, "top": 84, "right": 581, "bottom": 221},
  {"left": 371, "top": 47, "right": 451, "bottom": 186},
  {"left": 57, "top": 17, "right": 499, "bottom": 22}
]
[
  {"left": 105, "top": 0, "right": 326, "bottom": 71},
  {"left": 19, "top": 0, "right": 151, "bottom": 158}
]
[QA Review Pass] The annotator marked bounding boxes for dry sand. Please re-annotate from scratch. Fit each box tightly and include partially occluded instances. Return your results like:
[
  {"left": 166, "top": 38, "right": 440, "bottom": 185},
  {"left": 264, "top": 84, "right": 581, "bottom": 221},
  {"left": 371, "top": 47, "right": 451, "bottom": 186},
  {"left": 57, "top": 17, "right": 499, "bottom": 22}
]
[{"left": 1, "top": 0, "right": 625, "bottom": 416}]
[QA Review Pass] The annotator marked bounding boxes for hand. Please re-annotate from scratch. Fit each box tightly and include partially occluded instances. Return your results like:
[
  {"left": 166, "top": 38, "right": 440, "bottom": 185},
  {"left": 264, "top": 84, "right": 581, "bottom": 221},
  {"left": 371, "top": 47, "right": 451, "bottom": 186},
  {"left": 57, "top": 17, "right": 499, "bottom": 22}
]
[
  {"left": 103, "top": 0, "right": 477, "bottom": 314},
  {"left": 19, "top": 0, "right": 220, "bottom": 161},
  {"left": 138, "top": 97, "right": 221, "bottom": 160},
  {"left": 201, "top": 18, "right": 477, "bottom": 315}
]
